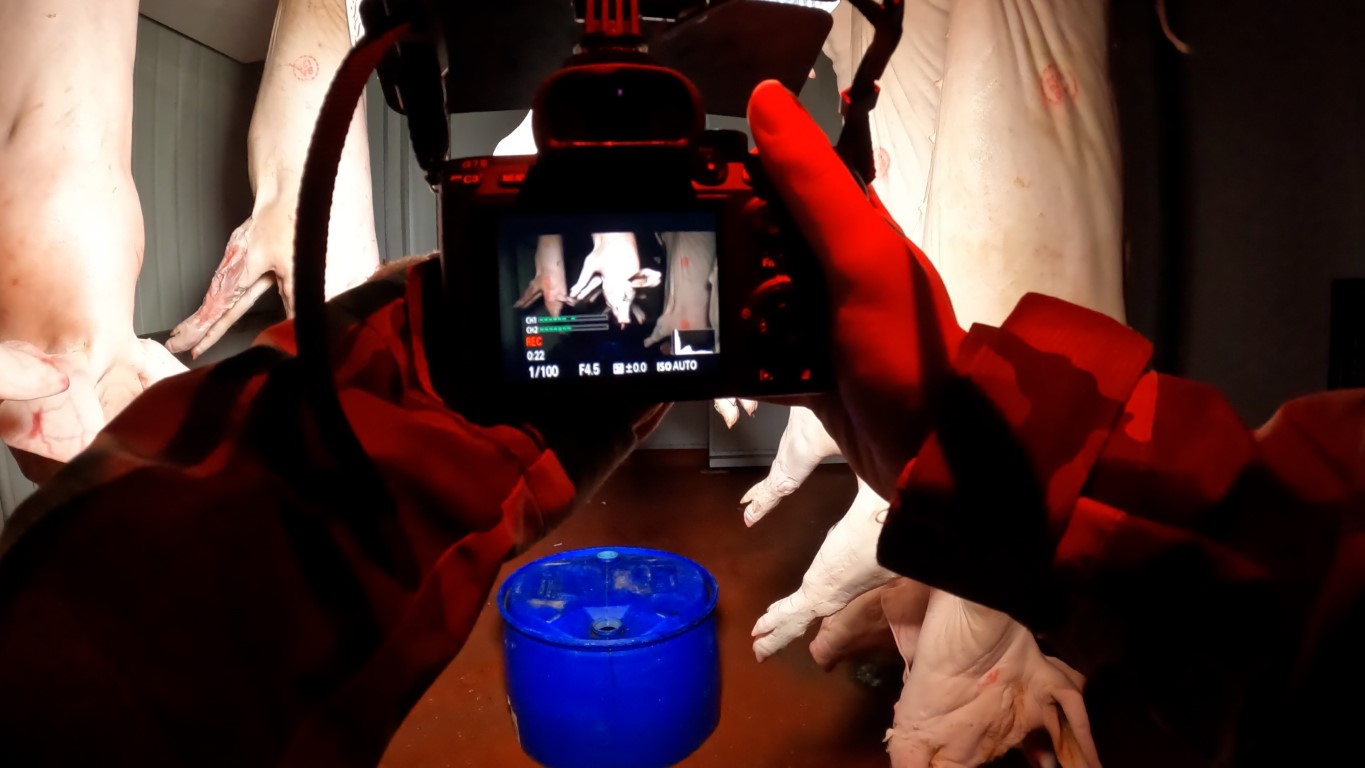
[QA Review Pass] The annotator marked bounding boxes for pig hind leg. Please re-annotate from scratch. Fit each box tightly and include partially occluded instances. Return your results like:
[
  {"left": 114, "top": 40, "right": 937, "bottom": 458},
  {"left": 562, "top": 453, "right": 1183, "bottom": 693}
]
[
  {"left": 808, "top": 579, "right": 912, "bottom": 670},
  {"left": 739, "top": 405, "right": 841, "bottom": 526},
  {"left": 645, "top": 231, "right": 716, "bottom": 351},
  {"left": 751, "top": 478, "right": 897, "bottom": 661}
]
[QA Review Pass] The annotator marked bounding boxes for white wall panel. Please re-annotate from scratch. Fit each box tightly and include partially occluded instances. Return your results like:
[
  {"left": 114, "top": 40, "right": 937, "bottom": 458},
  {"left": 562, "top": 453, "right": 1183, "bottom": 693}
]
[
  {"left": 367, "top": 79, "right": 439, "bottom": 261},
  {"left": 0, "top": 449, "right": 35, "bottom": 527},
  {"left": 139, "top": 0, "right": 278, "bottom": 64},
  {"left": 131, "top": 16, "right": 261, "bottom": 336}
]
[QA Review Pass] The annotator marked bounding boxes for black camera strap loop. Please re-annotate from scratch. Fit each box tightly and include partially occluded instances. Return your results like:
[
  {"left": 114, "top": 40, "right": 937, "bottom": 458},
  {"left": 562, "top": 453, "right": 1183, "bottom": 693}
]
[
  {"left": 585, "top": 0, "right": 642, "bottom": 38},
  {"left": 835, "top": 0, "right": 906, "bottom": 192},
  {"left": 293, "top": 22, "right": 414, "bottom": 529},
  {"left": 360, "top": 1, "right": 449, "bottom": 178}
]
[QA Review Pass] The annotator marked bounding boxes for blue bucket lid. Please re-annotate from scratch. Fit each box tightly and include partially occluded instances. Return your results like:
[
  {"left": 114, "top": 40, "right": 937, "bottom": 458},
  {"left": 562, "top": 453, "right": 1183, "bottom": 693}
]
[{"left": 498, "top": 546, "right": 718, "bottom": 650}]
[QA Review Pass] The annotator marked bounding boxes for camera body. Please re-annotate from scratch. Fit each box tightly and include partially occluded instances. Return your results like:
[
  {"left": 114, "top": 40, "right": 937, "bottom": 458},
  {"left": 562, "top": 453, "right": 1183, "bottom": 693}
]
[{"left": 437, "top": 54, "right": 832, "bottom": 406}]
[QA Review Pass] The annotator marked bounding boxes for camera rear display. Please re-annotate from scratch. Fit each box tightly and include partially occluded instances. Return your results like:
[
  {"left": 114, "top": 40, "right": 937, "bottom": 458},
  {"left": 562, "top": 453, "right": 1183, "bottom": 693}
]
[{"left": 498, "top": 211, "right": 722, "bottom": 384}]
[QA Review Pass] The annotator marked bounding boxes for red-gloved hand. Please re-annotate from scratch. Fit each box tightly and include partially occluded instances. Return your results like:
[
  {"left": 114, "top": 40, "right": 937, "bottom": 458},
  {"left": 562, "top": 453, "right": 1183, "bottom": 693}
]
[{"left": 747, "top": 80, "right": 966, "bottom": 499}]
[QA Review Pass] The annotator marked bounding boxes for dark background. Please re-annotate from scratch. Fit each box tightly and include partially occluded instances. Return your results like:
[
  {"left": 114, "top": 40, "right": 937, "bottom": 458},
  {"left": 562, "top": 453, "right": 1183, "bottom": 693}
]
[{"left": 1109, "top": 0, "right": 1364, "bottom": 424}]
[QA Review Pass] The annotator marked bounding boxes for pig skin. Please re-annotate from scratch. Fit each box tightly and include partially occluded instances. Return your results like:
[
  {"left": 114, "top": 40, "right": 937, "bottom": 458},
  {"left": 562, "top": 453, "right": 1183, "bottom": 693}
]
[
  {"left": 712, "top": 398, "right": 758, "bottom": 428},
  {"left": 885, "top": 593, "right": 1099, "bottom": 768},
  {"left": 0, "top": 0, "right": 187, "bottom": 475},
  {"left": 514, "top": 235, "right": 570, "bottom": 318},
  {"left": 565, "top": 232, "right": 661, "bottom": 327},
  {"left": 0, "top": 343, "right": 69, "bottom": 404}
]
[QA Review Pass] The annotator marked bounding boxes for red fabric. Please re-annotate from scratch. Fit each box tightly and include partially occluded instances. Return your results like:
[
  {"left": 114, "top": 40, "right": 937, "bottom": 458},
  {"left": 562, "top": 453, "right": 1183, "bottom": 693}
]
[
  {"left": 881, "top": 291, "right": 1365, "bottom": 763},
  {"left": 747, "top": 80, "right": 967, "bottom": 494},
  {"left": 0, "top": 258, "right": 577, "bottom": 766},
  {"left": 878, "top": 295, "right": 1153, "bottom": 626}
]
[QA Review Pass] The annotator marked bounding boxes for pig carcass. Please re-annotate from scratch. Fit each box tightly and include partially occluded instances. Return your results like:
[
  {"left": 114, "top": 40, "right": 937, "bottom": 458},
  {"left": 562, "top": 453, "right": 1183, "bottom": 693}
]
[
  {"left": 513, "top": 232, "right": 668, "bottom": 326},
  {"left": 643, "top": 231, "right": 718, "bottom": 352},
  {"left": 167, "top": 0, "right": 381, "bottom": 357},
  {"left": 810, "top": 580, "right": 1100, "bottom": 767},
  {"left": 565, "top": 232, "right": 661, "bottom": 327},
  {"left": 883, "top": 592, "right": 1100, "bottom": 767},
  {"left": 764, "top": 471, "right": 1103, "bottom": 766},
  {"left": 514, "top": 235, "right": 570, "bottom": 318},
  {"left": 752, "top": 476, "right": 899, "bottom": 661},
  {"left": 0, "top": 0, "right": 187, "bottom": 475},
  {"left": 744, "top": 0, "right": 1125, "bottom": 764}
]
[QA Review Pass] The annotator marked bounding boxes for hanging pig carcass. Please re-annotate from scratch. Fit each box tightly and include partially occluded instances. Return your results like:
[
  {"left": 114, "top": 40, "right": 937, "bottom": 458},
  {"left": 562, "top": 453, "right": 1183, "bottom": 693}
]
[
  {"left": 739, "top": 0, "right": 1127, "bottom": 765},
  {"left": 0, "top": 0, "right": 186, "bottom": 480},
  {"left": 167, "top": 0, "right": 382, "bottom": 358}
]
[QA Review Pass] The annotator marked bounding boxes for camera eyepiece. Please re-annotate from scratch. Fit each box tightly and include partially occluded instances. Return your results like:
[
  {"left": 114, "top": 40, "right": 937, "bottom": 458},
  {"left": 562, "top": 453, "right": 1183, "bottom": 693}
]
[
  {"left": 533, "top": 0, "right": 703, "bottom": 154},
  {"left": 532, "top": 64, "right": 703, "bottom": 152}
]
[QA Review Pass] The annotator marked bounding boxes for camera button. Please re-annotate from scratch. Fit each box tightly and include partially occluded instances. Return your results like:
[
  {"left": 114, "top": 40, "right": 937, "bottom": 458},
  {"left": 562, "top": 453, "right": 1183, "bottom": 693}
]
[
  {"left": 692, "top": 151, "right": 728, "bottom": 186},
  {"left": 746, "top": 201, "right": 781, "bottom": 239}
]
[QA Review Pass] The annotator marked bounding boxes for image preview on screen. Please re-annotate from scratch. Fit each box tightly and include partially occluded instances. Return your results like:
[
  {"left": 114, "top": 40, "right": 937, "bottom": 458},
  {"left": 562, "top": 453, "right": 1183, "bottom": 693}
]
[{"left": 498, "top": 212, "right": 720, "bottom": 382}]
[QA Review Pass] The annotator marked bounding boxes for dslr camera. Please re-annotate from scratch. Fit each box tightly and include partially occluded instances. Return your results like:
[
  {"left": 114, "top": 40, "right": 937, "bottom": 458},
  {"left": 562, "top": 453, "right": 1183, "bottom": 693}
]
[{"left": 368, "top": 0, "right": 839, "bottom": 405}]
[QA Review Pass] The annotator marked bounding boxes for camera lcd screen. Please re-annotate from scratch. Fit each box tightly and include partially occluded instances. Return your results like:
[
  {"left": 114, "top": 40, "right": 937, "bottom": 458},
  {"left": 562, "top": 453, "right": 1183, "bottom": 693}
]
[{"left": 498, "top": 212, "right": 720, "bottom": 384}]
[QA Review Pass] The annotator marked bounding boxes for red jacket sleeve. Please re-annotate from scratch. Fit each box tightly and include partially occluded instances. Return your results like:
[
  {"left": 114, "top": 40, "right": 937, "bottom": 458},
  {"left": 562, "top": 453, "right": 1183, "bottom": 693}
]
[
  {"left": 878, "top": 293, "right": 1365, "bottom": 762},
  {"left": 0, "top": 260, "right": 578, "bottom": 767}
]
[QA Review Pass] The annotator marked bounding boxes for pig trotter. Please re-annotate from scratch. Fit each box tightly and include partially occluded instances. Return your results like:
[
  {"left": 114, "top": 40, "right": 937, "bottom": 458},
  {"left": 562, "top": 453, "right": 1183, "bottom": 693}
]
[
  {"left": 739, "top": 406, "right": 840, "bottom": 526},
  {"left": 167, "top": 222, "right": 276, "bottom": 358},
  {"left": 752, "top": 479, "right": 896, "bottom": 661},
  {"left": 752, "top": 594, "right": 823, "bottom": 662},
  {"left": 515, "top": 234, "right": 568, "bottom": 316},
  {"left": 713, "top": 398, "right": 759, "bottom": 428},
  {"left": 740, "top": 476, "right": 804, "bottom": 526},
  {"left": 567, "top": 233, "right": 647, "bottom": 326}
]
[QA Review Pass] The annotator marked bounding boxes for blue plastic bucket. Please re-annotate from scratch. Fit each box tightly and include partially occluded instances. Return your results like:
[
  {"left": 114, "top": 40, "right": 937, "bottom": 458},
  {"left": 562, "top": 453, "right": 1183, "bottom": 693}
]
[{"left": 497, "top": 546, "right": 721, "bottom": 768}]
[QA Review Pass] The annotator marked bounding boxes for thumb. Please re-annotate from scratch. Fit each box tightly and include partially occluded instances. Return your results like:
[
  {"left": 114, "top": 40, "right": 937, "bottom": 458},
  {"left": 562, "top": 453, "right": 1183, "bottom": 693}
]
[{"left": 746, "top": 80, "right": 904, "bottom": 298}]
